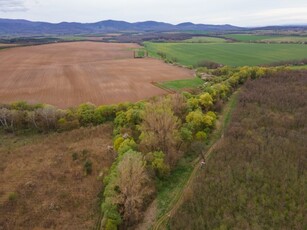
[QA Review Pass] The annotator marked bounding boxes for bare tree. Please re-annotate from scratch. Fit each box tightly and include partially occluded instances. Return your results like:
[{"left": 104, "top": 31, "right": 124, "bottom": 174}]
[
  {"left": 170, "top": 93, "right": 188, "bottom": 118},
  {"left": 0, "top": 108, "right": 12, "bottom": 129},
  {"left": 140, "top": 98, "right": 182, "bottom": 166},
  {"left": 0, "top": 108, "right": 20, "bottom": 130},
  {"left": 35, "top": 106, "right": 64, "bottom": 130},
  {"left": 113, "top": 151, "right": 154, "bottom": 227}
]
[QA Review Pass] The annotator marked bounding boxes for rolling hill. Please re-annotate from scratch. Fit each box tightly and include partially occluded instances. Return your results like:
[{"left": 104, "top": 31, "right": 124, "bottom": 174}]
[{"left": 0, "top": 18, "right": 242, "bottom": 36}]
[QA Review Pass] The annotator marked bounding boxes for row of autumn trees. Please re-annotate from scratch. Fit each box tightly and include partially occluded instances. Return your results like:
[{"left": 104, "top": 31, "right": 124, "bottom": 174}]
[{"left": 0, "top": 66, "right": 284, "bottom": 229}]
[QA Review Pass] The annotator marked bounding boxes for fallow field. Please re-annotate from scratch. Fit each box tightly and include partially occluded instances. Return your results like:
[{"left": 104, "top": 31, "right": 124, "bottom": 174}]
[
  {"left": 0, "top": 42, "right": 193, "bottom": 108},
  {"left": 0, "top": 125, "right": 114, "bottom": 229}
]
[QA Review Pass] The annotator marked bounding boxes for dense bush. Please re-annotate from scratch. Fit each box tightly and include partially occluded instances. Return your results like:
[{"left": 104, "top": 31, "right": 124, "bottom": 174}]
[
  {"left": 266, "top": 58, "right": 307, "bottom": 67},
  {"left": 194, "top": 60, "right": 222, "bottom": 69},
  {"left": 170, "top": 70, "right": 307, "bottom": 230}
]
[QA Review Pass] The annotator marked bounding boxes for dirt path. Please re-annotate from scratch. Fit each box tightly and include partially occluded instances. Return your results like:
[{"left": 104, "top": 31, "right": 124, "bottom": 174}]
[
  {"left": 151, "top": 91, "right": 239, "bottom": 230},
  {"left": 152, "top": 140, "right": 221, "bottom": 230}
]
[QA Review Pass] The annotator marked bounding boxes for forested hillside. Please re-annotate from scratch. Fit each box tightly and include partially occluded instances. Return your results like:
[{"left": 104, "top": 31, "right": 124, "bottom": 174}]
[{"left": 170, "top": 71, "right": 307, "bottom": 229}]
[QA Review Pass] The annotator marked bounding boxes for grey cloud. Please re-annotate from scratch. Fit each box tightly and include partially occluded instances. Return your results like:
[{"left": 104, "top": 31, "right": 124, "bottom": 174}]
[{"left": 0, "top": 0, "right": 27, "bottom": 12}]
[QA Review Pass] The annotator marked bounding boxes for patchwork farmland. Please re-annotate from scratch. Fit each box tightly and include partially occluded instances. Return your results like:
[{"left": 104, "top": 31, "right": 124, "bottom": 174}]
[{"left": 0, "top": 42, "right": 193, "bottom": 108}]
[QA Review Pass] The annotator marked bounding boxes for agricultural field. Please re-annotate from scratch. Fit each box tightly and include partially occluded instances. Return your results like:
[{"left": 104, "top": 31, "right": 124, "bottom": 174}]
[
  {"left": 0, "top": 42, "right": 193, "bottom": 108},
  {"left": 224, "top": 34, "right": 307, "bottom": 43},
  {"left": 159, "top": 77, "right": 204, "bottom": 90},
  {"left": 0, "top": 125, "right": 114, "bottom": 229},
  {"left": 288, "top": 65, "right": 307, "bottom": 70},
  {"left": 183, "top": 36, "right": 227, "bottom": 43},
  {"left": 224, "top": 34, "right": 282, "bottom": 41},
  {"left": 261, "top": 36, "right": 307, "bottom": 43},
  {"left": 145, "top": 42, "right": 307, "bottom": 66}
]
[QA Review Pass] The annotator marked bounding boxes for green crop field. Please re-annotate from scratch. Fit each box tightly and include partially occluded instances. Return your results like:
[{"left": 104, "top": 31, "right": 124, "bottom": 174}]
[
  {"left": 144, "top": 42, "right": 307, "bottom": 66},
  {"left": 224, "top": 34, "right": 281, "bottom": 41},
  {"left": 261, "top": 36, "right": 307, "bottom": 43},
  {"left": 287, "top": 65, "right": 307, "bottom": 70},
  {"left": 224, "top": 34, "right": 307, "bottom": 43},
  {"left": 159, "top": 77, "right": 204, "bottom": 90},
  {"left": 184, "top": 36, "right": 227, "bottom": 43}
]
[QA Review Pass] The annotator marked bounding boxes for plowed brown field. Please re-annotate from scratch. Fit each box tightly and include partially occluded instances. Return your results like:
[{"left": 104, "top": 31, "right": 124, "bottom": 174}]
[{"left": 0, "top": 42, "right": 193, "bottom": 108}]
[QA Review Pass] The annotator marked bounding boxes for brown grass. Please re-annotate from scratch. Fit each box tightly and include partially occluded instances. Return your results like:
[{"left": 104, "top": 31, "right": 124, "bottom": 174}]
[
  {"left": 0, "top": 44, "right": 20, "bottom": 48},
  {"left": 0, "top": 124, "right": 114, "bottom": 230},
  {"left": 0, "top": 42, "right": 193, "bottom": 108}
]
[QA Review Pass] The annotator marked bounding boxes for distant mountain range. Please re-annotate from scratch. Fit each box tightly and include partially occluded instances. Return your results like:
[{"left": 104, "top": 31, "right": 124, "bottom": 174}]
[
  {"left": 0, "top": 19, "right": 243, "bottom": 36},
  {"left": 0, "top": 19, "right": 306, "bottom": 36}
]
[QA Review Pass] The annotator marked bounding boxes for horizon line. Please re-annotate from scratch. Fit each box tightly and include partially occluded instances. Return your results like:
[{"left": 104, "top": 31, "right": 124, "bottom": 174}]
[{"left": 1, "top": 17, "right": 307, "bottom": 28}]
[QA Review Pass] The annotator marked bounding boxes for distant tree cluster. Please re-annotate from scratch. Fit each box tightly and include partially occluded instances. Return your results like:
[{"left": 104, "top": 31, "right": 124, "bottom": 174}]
[
  {"left": 266, "top": 58, "right": 307, "bottom": 67},
  {"left": 195, "top": 60, "right": 222, "bottom": 69},
  {"left": 170, "top": 70, "right": 307, "bottom": 230}
]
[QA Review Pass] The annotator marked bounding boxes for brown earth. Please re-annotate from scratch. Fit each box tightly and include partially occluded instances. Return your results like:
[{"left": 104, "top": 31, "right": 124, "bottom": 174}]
[
  {"left": 0, "top": 44, "right": 19, "bottom": 47},
  {"left": 0, "top": 125, "right": 114, "bottom": 230},
  {"left": 0, "top": 42, "right": 193, "bottom": 108}
]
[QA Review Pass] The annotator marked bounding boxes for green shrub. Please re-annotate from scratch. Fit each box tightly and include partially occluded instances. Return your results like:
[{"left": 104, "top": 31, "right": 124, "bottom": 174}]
[
  {"left": 113, "top": 136, "right": 125, "bottom": 151},
  {"left": 72, "top": 152, "right": 78, "bottom": 161},
  {"left": 57, "top": 117, "right": 80, "bottom": 131},
  {"left": 195, "top": 131, "right": 207, "bottom": 141},
  {"left": 180, "top": 125, "right": 193, "bottom": 142},
  {"left": 203, "top": 111, "right": 217, "bottom": 128},
  {"left": 150, "top": 151, "right": 170, "bottom": 178},
  {"left": 186, "top": 110, "right": 205, "bottom": 131},
  {"left": 77, "top": 103, "right": 96, "bottom": 125},
  {"left": 94, "top": 105, "right": 117, "bottom": 124},
  {"left": 117, "top": 139, "right": 137, "bottom": 155},
  {"left": 84, "top": 160, "right": 92, "bottom": 175},
  {"left": 101, "top": 202, "right": 122, "bottom": 226},
  {"left": 105, "top": 218, "right": 118, "bottom": 230},
  {"left": 199, "top": 92, "right": 213, "bottom": 109},
  {"left": 8, "top": 192, "right": 17, "bottom": 201}
]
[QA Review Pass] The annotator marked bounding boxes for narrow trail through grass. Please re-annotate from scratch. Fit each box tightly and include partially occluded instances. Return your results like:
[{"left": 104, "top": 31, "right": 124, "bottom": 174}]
[{"left": 152, "top": 91, "right": 239, "bottom": 230}]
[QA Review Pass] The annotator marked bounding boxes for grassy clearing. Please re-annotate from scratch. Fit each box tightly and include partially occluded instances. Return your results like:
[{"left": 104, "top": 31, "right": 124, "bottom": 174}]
[
  {"left": 159, "top": 77, "right": 203, "bottom": 90},
  {"left": 213, "top": 91, "right": 239, "bottom": 141},
  {"left": 286, "top": 65, "right": 307, "bottom": 70},
  {"left": 56, "top": 36, "right": 87, "bottom": 41},
  {"left": 145, "top": 42, "right": 307, "bottom": 66},
  {"left": 184, "top": 36, "right": 227, "bottom": 43},
  {"left": 156, "top": 158, "right": 194, "bottom": 217},
  {"left": 0, "top": 130, "right": 43, "bottom": 150}
]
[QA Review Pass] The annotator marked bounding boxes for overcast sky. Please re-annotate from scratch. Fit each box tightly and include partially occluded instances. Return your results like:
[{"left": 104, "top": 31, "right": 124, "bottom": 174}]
[{"left": 0, "top": 0, "right": 307, "bottom": 26}]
